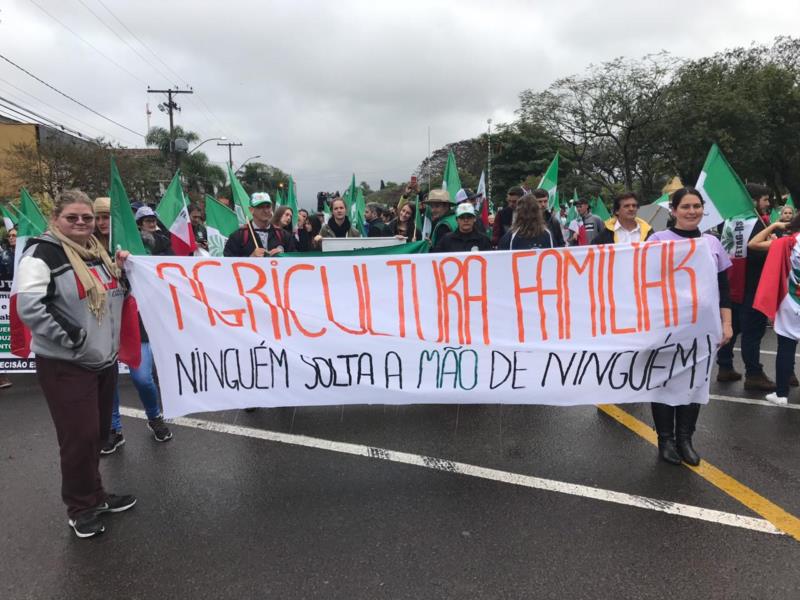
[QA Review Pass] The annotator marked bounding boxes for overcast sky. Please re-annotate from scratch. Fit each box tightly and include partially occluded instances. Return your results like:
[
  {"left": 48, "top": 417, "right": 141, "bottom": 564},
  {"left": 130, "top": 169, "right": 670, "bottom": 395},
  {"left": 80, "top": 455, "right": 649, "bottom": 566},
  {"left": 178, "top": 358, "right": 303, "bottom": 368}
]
[{"left": 2, "top": 0, "right": 799, "bottom": 207}]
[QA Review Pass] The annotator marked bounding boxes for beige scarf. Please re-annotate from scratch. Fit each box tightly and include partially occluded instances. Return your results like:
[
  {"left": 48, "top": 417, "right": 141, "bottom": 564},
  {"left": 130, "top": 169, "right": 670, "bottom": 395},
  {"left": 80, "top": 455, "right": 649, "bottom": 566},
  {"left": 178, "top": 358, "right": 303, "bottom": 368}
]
[{"left": 49, "top": 226, "right": 120, "bottom": 322}]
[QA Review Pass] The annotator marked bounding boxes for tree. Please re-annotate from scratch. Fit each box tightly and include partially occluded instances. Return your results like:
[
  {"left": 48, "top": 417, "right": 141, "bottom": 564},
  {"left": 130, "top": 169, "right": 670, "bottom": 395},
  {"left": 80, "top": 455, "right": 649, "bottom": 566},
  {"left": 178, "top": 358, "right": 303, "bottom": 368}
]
[
  {"left": 145, "top": 126, "right": 199, "bottom": 160},
  {"left": 659, "top": 37, "right": 800, "bottom": 199},
  {"left": 181, "top": 152, "right": 226, "bottom": 193},
  {"left": 237, "top": 162, "right": 290, "bottom": 196},
  {"left": 518, "top": 53, "right": 680, "bottom": 198},
  {"left": 359, "top": 181, "right": 373, "bottom": 196}
]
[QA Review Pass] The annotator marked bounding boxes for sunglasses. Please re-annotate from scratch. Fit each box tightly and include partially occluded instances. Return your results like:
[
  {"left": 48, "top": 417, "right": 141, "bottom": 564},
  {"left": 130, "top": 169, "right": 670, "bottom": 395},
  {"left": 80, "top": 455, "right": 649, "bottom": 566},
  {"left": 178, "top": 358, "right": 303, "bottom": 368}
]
[{"left": 63, "top": 214, "right": 95, "bottom": 223}]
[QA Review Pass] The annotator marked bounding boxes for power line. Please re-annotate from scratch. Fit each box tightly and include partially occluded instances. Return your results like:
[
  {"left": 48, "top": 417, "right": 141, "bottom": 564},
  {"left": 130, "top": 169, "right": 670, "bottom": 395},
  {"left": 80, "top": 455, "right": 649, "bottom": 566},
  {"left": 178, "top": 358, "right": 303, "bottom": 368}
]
[
  {"left": 0, "top": 53, "right": 144, "bottom": 138},
  {"left": 0, "top": 76, "right": 123, "bottom": 142},
  {"left": 0, "top": 95, "right": 96, "bottom": 140},
  {"left": 93, "top": 0, "right": 241, "bottom": 141},
  {"left": 26, "top": 0, "right": 148, "bottom": 85},
  {"left": 75, "top": 0, "right": 176, "bottom": 87}
]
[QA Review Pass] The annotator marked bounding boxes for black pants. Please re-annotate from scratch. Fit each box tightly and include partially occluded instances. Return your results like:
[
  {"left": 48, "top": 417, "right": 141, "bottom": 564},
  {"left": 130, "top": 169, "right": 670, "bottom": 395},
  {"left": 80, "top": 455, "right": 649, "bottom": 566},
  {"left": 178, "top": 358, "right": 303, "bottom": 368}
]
[
  {"left": 776, "top": 335, "right": 798, "bottom": 397},
  {"left": 717, "top": 301, "right": 767, "bottom": 376},
  {"left": 651, "top": 403, "right": 701, "bottom": 440},
  {"left": 36, "top": 356, "right": 117, "bottom": 518}
]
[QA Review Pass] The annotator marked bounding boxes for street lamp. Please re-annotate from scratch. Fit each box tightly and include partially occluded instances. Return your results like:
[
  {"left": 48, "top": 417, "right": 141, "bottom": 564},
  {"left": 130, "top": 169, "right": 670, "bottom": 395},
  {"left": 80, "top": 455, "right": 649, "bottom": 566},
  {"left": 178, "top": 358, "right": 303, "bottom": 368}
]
[
  {"left": 234, "top": 155, "right": 261, "bottom": 174},
  {"left": 188, "top": 136, "right": 227, "bottom": 154}
]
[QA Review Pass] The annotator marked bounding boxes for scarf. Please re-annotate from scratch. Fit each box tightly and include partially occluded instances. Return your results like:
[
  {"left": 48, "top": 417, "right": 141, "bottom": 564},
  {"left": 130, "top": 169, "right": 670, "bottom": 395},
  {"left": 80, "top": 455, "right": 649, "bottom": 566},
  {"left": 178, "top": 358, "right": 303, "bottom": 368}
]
[
  {"left": 49, "top": 226, "right": 120, "bottom": 322},
  {"left": 327, "top": 216, "right": 353, "bottom": 238}
]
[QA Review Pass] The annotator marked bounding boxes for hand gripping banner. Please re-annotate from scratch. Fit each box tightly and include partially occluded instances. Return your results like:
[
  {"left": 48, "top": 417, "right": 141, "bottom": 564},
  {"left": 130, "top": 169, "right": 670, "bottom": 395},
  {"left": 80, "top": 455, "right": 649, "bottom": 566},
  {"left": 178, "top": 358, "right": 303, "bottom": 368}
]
[{"left": 125, "top": 239, "right": 722, "bottom": 418}]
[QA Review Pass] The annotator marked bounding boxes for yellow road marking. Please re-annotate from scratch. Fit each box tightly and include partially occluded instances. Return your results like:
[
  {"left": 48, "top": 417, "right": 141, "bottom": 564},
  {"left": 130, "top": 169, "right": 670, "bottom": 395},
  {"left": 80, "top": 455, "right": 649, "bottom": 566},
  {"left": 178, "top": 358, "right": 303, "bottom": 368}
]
[{"left": 597, "top": 404, "right": 800, "bottom": 542}]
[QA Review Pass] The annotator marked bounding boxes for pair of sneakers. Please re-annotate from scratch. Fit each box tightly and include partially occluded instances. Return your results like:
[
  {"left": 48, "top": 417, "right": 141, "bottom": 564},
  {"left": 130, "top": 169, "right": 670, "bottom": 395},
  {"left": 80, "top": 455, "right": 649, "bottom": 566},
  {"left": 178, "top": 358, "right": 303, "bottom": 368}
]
[
  {"left": 68, "top": 494, "right": 137, "bottom": 538},
  {"left": 100, "top": 417, "right": 173, "bottom": 455}
]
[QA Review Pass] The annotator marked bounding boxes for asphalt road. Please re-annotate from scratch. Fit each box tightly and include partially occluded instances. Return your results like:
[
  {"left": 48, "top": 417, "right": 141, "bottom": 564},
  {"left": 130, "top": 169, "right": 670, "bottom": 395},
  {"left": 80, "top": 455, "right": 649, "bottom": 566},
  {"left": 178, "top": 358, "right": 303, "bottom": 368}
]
[{"left": 1, "top": 332, "right": 798, "bottom": 600}]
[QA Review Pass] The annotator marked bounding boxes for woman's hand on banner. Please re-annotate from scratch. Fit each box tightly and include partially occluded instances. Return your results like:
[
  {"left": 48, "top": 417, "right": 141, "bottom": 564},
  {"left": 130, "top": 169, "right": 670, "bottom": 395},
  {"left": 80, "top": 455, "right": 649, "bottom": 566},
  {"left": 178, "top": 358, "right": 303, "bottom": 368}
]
[{"left": 115, "top": 250, "right": 130, "bottom": 269}]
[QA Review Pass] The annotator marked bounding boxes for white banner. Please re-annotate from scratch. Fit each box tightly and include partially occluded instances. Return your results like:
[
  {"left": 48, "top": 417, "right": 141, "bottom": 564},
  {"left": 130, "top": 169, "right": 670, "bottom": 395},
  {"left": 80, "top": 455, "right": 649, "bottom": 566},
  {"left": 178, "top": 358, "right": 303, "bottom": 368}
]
[{"left": 126, "top": 239, "right": 722, "bottom": 418}]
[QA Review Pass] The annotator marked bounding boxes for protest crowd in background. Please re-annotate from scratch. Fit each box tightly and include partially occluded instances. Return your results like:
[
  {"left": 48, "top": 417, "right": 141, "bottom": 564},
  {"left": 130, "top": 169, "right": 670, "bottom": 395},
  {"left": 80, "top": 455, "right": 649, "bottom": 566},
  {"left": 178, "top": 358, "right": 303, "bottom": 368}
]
[{"left": 3, "top": 144, "right": 799, "bottom": 539}]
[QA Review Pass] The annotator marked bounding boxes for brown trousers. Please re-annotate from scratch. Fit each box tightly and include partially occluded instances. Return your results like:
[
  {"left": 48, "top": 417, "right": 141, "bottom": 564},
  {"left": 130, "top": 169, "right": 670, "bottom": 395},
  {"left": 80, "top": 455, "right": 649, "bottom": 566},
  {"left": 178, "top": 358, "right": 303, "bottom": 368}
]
[{"left": 36, "top": 356, "right": 117, "bottom": 518}]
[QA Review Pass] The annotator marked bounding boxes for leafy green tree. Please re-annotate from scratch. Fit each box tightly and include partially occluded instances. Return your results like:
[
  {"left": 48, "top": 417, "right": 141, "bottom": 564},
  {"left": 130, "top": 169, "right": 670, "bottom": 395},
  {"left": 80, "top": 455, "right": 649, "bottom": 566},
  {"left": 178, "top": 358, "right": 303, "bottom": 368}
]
[{"left": 145, "top": 126, "right": 199, "bottom": 159}]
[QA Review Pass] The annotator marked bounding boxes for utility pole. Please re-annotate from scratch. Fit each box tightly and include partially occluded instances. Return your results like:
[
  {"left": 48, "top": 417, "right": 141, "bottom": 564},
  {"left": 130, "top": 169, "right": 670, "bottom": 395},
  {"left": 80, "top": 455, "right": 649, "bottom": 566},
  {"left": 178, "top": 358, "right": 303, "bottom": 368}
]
[
  {"left": 218, "top": 141, "right": 243, "bottom": 167},
  {"left": 487, "top": 118, "right": 493, "bottom": 210},
  {"left": 147, "top": 86, "right": 193, "bottom": 169}
]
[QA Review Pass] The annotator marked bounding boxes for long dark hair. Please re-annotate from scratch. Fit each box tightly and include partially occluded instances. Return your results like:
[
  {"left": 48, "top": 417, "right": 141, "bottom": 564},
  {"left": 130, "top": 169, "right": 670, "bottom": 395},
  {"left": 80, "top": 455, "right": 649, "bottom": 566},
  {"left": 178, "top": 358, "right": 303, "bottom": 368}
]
[
  {"left": 271, "top": 205, "right": 293, "bottom": 230},
  {"left": 513, "top": 195, "right": 546, "bottom": 238}
]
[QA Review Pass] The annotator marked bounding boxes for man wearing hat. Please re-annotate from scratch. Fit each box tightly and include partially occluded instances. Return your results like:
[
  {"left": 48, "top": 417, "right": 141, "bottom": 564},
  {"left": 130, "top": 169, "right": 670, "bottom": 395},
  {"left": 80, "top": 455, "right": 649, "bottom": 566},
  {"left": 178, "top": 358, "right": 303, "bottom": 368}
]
[
  {"left": 455, "top": 188, "right": 488, "bottom": 236},
  {"left": 427, "top": 189, "right": 458, "bottom": 248},
  {"left": 433, "top": 203, "right": 491, "bottom": 253},
  {"left": 223, "top": 192, "right": 282, "bottom": 257},
  {"left": 573, "top": 197, "right": 604, "bottom": 245},
  {"left": 135, "top": 206, "right": 173, "bottom": 255}
]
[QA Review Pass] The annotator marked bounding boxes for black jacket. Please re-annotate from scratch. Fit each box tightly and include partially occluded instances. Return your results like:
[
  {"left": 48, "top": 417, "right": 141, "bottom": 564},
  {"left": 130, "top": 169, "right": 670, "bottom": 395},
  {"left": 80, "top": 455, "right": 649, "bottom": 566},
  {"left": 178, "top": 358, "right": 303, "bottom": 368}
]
[
  {"left": 223, "top": 225, "right": 278, "bottom": 257},
  {"left": 366, "top": 218, "right": 389, "bottom": 237},
  {"left": 434, "top": 228, "right": 492, "bottom": 253}
]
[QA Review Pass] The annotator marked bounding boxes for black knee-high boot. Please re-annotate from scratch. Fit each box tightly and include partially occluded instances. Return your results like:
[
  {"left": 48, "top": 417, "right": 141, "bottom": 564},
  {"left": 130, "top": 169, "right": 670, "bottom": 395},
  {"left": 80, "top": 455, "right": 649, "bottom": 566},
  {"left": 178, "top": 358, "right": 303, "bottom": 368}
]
[
  {"left": 650, "top": 403, "right": 681, "bottom": 465},
  {"left": 675, "top": 403, "right": 701, "bottom": 465}
]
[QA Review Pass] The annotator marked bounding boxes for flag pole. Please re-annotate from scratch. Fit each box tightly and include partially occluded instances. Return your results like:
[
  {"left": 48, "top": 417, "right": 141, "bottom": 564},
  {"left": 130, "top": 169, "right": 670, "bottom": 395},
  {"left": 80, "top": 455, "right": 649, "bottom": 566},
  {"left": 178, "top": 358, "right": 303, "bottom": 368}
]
[{"left": 487, "top": 118, "right": 492, "bottom": 211}]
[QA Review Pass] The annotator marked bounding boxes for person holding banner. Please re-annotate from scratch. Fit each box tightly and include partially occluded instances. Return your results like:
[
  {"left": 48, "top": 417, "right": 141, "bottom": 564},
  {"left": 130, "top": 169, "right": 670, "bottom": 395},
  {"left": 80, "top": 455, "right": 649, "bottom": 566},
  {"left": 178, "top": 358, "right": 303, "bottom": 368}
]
[
  {"left": 433, "top": 203, "right": 491, "bottom": 253},
  {"left": 316, "top": 197, "right": 361, "bottom": 240},
  {"left": 224, "top": 193, "right": 284, "bottom": 257},
  {"left": 269, "top": 206, "right": 298, "bottom": 253},
  {"left": 15, "top": 190, "right": 135, "bottom": 538},
  {"left": 648, "top": 187, "right": 733, "bottom": 466}
]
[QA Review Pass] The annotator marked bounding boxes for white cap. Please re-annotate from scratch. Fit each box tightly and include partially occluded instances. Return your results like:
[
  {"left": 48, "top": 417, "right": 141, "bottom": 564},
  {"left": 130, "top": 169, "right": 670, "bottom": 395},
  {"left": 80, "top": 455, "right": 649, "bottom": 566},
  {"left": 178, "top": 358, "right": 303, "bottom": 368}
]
[
  {"left": 135, "top": 206, "right": 156, "bottom": 221},
  {"left": 455, "top": 203, "right": 476, "bottom": 218}
]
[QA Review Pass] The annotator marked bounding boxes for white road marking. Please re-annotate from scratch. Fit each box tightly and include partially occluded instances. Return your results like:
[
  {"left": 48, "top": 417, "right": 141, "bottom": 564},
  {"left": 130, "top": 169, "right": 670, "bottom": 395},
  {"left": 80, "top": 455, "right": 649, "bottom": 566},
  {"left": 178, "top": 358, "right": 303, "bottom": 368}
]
[
  {"left": 711, "top": 394, "right": 800, "bottom": 410},
  {"left": 119, "top": 406, "right": 783, "bottom": 537}
]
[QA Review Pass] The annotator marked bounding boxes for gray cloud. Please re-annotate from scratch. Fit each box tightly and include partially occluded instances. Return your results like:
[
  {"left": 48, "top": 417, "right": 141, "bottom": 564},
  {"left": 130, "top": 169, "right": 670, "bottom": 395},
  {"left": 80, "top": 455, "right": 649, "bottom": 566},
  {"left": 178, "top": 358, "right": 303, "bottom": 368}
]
[{"left": 2, "top": 0, "right": 798, "bottom": 206}]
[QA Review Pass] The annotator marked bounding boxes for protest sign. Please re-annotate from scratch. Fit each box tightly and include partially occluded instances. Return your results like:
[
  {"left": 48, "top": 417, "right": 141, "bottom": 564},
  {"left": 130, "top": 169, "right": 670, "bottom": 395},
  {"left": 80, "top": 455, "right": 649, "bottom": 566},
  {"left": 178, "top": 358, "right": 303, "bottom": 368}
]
[{"left": 126, "top": 239, "right": 722, "bottom": 418}]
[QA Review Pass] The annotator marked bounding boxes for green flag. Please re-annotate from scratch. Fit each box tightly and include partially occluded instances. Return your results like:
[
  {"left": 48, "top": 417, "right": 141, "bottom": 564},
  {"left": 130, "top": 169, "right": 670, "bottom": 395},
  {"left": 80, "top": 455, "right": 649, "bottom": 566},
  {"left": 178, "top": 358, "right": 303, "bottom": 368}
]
[
  {"left": 695, "top": 144, "right": 757, "bottom": 231},
  {"left": 771, "top": 194, "right": 795, "bottom": 223},
  {"left": 276, "top": 187, "right": 286, "bottom": 207},
  {"left": 204, "top": 195, "right": 239, "bottom": 257},
  {"left": 227, "top": 165, "right": 251, "bottom": 225},
  {"left": 591, "top": 196, "right": 611, "bottom": 220},
  {"left": 286, "top": 176, "right": 299, "bottom": 230},
  {"left": 109, "top": 158, "right": 148, "bottom": 255},
  {"left": 540, "top": 153, "right": 559, "bottom": 211},
  {"left": 345, "top": 174, "right": 365, "bottom": 234},
  {"left": 18, "top": 188, "right": 47, "bottom": 235},
  {"left": 442, "top": 151, "right": 462, "bottom": 201}
]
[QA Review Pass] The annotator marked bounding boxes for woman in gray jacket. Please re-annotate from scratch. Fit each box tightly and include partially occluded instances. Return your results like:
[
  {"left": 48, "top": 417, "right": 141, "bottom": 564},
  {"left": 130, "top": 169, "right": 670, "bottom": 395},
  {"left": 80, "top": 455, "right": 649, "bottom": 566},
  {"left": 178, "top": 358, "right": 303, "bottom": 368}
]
[{"left": 15, "top": 190, "right": 136, "bottom": 538}]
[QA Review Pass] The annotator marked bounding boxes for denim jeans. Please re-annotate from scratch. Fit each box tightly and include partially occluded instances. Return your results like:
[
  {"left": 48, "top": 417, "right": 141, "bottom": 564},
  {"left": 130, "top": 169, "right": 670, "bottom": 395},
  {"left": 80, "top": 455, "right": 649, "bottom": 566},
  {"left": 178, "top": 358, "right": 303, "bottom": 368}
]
[
  {"left": 717, "top": 301, "right": 768, "bottom": 376},
  {"left": 776, "top": 335, "right": 797, "bottom": 398},
  {"left": 111, "top": 343, "right": 161, "bottom": 431}
]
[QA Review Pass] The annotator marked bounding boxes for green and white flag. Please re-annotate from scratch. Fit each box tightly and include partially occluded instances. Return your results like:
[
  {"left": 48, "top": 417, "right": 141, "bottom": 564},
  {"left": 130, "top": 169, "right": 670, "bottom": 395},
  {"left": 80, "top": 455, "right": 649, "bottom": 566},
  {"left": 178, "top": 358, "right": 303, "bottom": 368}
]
[
  {"left": 655, "top": 192, "right": 670, "bottom": 209},
  {"left": 540, "top": 152, "right": 559, "bottom": 211},
  {"left": 204, "top": 195, "right": 239, "bottom": 257},
  {"left": 442, "top": 151, "right": 462, "bottom": 201},
  {"left": 344, "top": 174, "right": 365, "bottom": 234},
  {"left": 227, "top": 165, "right": 251, "bottom": 226},
  {"left": 696, "top": 144, "right": 757, "bottom": 235},
  {"left": 1, "top": 204, "right": 18, "bottom": 231}
]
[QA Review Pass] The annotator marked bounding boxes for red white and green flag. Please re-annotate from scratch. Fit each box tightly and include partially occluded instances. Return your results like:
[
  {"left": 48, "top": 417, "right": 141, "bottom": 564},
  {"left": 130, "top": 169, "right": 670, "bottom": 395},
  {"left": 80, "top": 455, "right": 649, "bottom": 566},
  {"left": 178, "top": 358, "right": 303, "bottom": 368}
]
[
  {"left": 567, "top": 190, "right": 587, "bottom": 246},
  {"left": 156, "top": 171, "right": 197, "bottom": 256},
  {"left": 475, "top": 170, "right": 490, "bottom": 226}
]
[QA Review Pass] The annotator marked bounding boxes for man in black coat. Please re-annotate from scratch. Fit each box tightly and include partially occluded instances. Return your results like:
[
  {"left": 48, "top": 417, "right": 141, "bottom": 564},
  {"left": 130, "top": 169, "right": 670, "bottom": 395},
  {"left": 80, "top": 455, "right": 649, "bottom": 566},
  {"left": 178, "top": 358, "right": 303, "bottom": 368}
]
[{"left": 433, "top": 203, "right": 492, "bottom": 253}]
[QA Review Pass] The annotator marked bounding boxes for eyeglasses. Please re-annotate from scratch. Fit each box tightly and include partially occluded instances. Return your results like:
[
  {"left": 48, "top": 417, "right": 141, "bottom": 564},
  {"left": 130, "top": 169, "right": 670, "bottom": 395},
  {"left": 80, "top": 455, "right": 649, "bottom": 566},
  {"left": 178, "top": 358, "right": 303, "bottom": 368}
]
[{"left": 63, "top": 214, "right": 95, "bottom": 223}]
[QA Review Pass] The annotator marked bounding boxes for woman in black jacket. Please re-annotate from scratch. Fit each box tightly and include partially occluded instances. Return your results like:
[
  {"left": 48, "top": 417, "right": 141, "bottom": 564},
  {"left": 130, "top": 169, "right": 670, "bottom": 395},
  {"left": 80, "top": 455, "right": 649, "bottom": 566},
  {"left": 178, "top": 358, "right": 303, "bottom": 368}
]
[
  {"left": 387, "top": 202, "right": 421, "bottom": 241},
  {"left": 269, "top": 206, "right": 298, "bottom": 253}
]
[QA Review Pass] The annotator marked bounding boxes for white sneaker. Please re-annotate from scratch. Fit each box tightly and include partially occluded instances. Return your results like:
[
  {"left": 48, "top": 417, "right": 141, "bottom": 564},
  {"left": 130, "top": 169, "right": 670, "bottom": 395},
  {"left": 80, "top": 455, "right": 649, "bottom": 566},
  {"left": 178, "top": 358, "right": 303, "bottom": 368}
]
[{"left": 765, "top": 392, "right": 788, "bottom": 405}]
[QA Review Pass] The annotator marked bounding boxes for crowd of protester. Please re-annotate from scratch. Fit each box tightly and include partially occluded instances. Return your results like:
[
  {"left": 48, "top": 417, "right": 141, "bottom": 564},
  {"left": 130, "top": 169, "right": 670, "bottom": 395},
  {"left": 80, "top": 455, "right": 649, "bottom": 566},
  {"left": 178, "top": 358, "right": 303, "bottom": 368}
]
[{"left": 3, "top": 175, "right": 797, "bottom": 539}]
